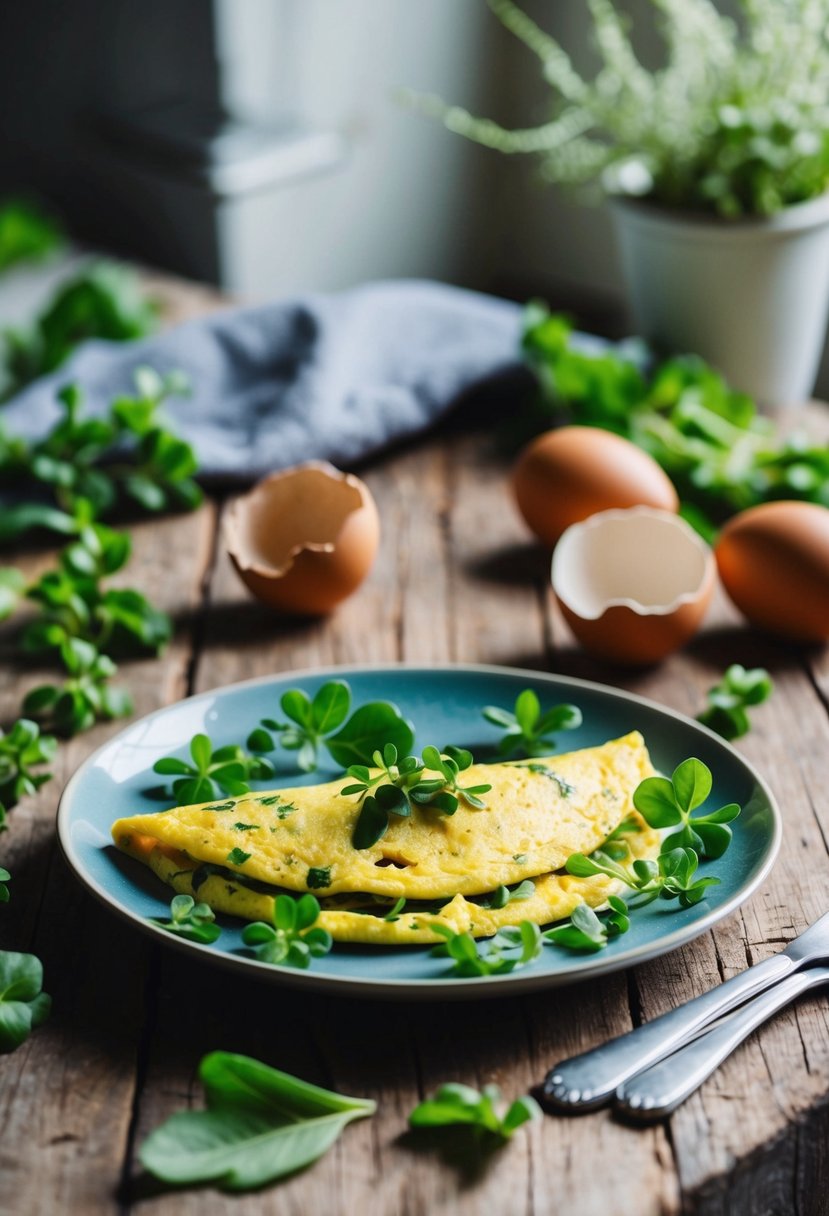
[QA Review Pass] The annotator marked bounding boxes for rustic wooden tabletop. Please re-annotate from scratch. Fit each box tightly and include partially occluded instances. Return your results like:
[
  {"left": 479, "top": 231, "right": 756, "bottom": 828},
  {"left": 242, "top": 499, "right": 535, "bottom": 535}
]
[{"left": 1, "top": 276, "right": 828, "bottom": 1216}]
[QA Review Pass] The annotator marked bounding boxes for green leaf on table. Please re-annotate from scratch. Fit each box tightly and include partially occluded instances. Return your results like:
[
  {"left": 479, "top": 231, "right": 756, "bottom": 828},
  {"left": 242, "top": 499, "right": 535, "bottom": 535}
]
[
  {"left": 409, "top": 1082, "right": 540, "bottom": 1141},
  {"left": 0, "top": 951, "right": 51, "bottom": 1053},
  {"left": 0, "top": 717, "right": 57, "bottom": 808},
  {"left": 698, "top": 664, "right": 774, "bottom": 741},
  {"left": 139, "top": 1051, "right": 375, "bottom": 1190}
]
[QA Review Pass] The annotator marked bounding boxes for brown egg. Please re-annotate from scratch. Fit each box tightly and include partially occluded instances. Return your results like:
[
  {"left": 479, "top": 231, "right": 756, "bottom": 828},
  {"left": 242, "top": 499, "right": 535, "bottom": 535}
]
[
  {"left": 225, "top": 461, "right": 380, "bottom": 616},
  {"left": 513, "top": 426, "right": 679, "bottom": 547},
  {"left": 552, "top": 508, "right": 715, "bottom": 664},
  {"left": 715, "top": 501, "right": 829, "bottom": 642}
]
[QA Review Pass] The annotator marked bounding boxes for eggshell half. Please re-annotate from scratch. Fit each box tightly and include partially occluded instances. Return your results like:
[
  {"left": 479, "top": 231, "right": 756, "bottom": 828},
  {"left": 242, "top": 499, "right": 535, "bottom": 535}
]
[
  {"left": 715, "top": 501, "right": 829, "bottom": 642},
  {"left": 513, "top": 426, "right": 679, "bottom": 547},
  {"left": 225, "top": 462, "right": 380, "bottom": 616},
  {"left": 552, "top": 507, "right": 715, "bottom": 664}
]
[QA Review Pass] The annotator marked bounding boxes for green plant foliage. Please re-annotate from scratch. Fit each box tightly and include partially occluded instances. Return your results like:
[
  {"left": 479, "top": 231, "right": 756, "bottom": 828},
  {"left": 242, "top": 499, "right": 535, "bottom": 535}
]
[
  {"left": 2, "top": 261, "right": 158, "bottom": 399},
  {"left": 698, "top": 664, "right": 774, "bottom": 740},
  {"left": 411, "top": 0, "right": 829, "bottom": 217},
  {"left": 152, "top": 733, "right": 275, "bottom": 806},
  {"left": 241, "top": 893, "right": 333, "bottom": 970},
  {"left": 522, "top": 307, "right": 829, "bottom": 529},
  {"left": 0, "top": 199, "right": 62, "bottom": 273},
  {"left": 409, "top": 1082, "right": 541, "bottom": 1140},
  {"left": 23, "top": 637, "right": 133, "bottom": 735},
  {"left": 257, "top": 681, "right": 415, "bottom": 774},
  {"left": 139, "top": 1051, "right": 375, "bottom": 1190},
  {"left": 0, "top": 951, "right": 51, "bottom": 1053},
  {"left": 482, "top": 689, "right": 582, "bottom": 757},
  {"left": 150, "top": 894, "right": 222, "bottom": 945}
]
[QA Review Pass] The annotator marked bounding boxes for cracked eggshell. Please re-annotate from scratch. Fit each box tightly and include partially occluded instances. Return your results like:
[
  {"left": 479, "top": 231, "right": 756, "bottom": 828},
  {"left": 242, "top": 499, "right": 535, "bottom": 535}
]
[
  {"left": 513, "top": 426, "right": 679, "bottom": 548},
  {"left": 715, "top": 501, "right": 829, "bottom": 642},
  {"left": 552, "top": 507, "right": 715, "bottom": 664},
  {"left": 225, "top": 461, "right": 380, "bottom": 616}
]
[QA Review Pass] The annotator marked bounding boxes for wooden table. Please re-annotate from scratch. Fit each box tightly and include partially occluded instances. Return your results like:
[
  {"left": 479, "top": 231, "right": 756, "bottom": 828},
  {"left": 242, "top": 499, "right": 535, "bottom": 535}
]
[{"left": 1, "top": 275, "right": 828, "bottom": 1216}]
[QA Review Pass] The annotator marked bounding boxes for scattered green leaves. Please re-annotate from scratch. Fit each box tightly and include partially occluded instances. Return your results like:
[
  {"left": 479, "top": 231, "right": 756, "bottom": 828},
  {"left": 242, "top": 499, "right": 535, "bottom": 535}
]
[
  {"left": 698, "top": 664, "right": 773, "bottom": 741},
  {"left": 0, "top": 718, "right": 56, "bottom": 808},
  {"left": 430, "top": 920, "right": 543, "bottom": 977},
  {"left": 241, "top": 894, "right": 332, "bottom": 970},
  {"left": 2, "top": 262, "right": 158, "bottom": 401},
  {"left": 633, "top": 757, "right": 741, "bottom": 858},
  {"left": 544, "top": 897, "right": 630, "bottom": 953},
  {"left": 565, "top": 846, "right": 720, "bottom": 909},
  {"left": 483, "top": 689, "right": 581, "bottom": 757},
  {"left": 0, "top": 198, "right": 62, "bottom": 273},
  {"left": 348, "top": 744, "right": 491, "bottom": 849},
  {"left": 152, "top": 733, "right": 275, "bottom": 806},
  {"left": 0, "top": 365, "right": 199, "bottom": 533},
  {"left": 409, "top": 1082, "right": 540, "bottom": 1141},
  {"left": 0, "top": 951, "right": 51, "bottom": 1054},
  {"left": 139, "top": 1051, "right": 375, "bottom": 1191},
  {"left": 150, "top": 894, "right": 221, "bottom": 945},
  {"left": 257, "top": 681, "right": 414, "bottom": 773},
  {"left": 523, "top": 308, "right": 829, "bottom": 532},
  {"left": 24, "top": 637, "right": 132, "bottom": 734}
]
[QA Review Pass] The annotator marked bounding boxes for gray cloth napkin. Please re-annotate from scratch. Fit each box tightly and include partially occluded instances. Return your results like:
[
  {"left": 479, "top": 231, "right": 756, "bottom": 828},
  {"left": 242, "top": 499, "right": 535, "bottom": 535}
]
[{"left": 1, "top": 279, "right": 523, "bottom": 482}]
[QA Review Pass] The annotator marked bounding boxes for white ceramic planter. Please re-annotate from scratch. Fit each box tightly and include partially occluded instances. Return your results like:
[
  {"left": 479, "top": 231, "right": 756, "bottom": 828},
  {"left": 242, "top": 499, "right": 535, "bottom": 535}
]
[{"left": 611, "top": 193, "right": 829, "bottom": 407}]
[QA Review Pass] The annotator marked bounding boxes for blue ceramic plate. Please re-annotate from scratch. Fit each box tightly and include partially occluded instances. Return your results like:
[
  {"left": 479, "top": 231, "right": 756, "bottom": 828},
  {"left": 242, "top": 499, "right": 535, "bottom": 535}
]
[{"left": 57, "top": 664, "right": 780, "bottom": 1000}]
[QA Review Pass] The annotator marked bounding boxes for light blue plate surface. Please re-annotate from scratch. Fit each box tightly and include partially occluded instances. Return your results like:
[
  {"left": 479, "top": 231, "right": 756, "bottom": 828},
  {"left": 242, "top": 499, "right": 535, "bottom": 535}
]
[{"left": 57, "top": 664, "right": 781, "bottom": 1000}]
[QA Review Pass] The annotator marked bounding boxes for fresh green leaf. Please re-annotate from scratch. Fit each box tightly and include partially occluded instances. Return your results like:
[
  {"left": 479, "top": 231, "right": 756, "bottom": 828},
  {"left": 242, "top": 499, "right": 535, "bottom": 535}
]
[
  {"left": 150, "top": 894, "right": 221, "bottom": 945},
  {"left": 242, "top": 894, "right": 332, "bottom": 969},
  {"left": 139, "top": 1051, "right": 375, "bottom": 1190},
  {"left": 483, "top": 690, "right": 581, "bottom": 757},
  {"left": 698, "top": 665, "right": 774, "bottom": 740},
  {"left": 409, "top": 1082, "right": 540, "bottom": 1141},
  {"left": 0, "top": 951, "right": 51, "bottom": 1053}
]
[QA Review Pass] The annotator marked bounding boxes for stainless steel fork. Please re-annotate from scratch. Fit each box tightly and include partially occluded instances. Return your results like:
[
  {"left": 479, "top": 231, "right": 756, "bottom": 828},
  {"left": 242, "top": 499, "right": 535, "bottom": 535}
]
[
  {"left": 543, "top": 912, "right": 829, "bottom": 1111},
  {"left": 616, "top": 963, "right": 829, "bottom": 1118}
]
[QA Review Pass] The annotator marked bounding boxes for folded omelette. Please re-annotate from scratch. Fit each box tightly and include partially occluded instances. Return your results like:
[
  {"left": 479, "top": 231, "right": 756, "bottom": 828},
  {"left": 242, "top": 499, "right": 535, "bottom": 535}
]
[{"left": 112, "top": 731, "right": 661, "bottom": 944}]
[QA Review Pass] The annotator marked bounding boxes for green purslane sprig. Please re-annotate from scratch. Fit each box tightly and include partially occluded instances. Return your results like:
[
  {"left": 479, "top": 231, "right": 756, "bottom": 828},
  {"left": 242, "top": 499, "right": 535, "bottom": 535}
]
[
  {"left": 522, "top": 308, "right": 829, "bottom": 533},
  {"left": 633, "top": 757, "right": 741, "bottom": 858},
  {"left": 2, "top": 262, "right": 158, "bottom": 402},
  {"left": 482, "top": 689, "right": 581, "bottom": 757},
  {"left": 24, "top": 637, "right": 133, "bottom": 735},
  {"left": 139, "top": 1051, "right": 375, "bottom": 1191},
  {"left": 544, "top": 897, "right": 630, "bottom": 953},
  {"left": 151, "top": 733, "right": 276, "bottom": 807},
  {"left": 241, "top": 893, "right": 332, "bottom": 970},
  {"left": 0, "top": 366, "right": 200, "bottom": 539},
  {"left": 346, "top": 744, "right": 492, "bottom": 850},
  {"left": 698, "top": 664, "right": 774, "bottom": 741},
  {"left": 150, "top": 894, "right": 221, "bottom": 945},
  {"left": 565, "top": 846, "right": 720, "bottom": 910},
  {"left": 409, "top": 1082, "right": 541, "bottom": 1141},
  {"left": 0, "top": 950, "right": 51, "bottom": 1054},
  {"left": 0, "top": 718, "right": 57, "bottom": 808},
  {"left": 20, "top": 524, "right": 171, "bottom": 657},
  {"left": 255, "top": 680, "right": 415, "bottom": 774},
  {"left": 430, "top": 920, "right": 543, "bottom": 978}
]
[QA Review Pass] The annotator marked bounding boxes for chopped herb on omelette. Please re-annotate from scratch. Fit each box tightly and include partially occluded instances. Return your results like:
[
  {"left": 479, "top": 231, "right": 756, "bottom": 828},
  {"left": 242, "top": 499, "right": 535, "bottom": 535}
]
[{"left": 112, "top": 732, "right": 661, "bottom": 943}]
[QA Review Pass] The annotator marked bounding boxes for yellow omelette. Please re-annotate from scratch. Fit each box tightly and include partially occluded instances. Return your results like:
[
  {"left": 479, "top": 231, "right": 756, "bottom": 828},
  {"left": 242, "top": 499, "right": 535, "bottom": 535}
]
[{"left": 112, "top": 732, "right": 660, "bottom": 943}]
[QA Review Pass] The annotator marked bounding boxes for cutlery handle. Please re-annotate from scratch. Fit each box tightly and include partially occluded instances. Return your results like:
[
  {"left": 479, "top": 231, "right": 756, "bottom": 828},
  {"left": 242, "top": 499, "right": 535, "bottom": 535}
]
[
  {"left": 616, "top": 967, "right": 826, "bottom": 1118},
  {"left": 543, "top": 952, "right": 792, "bottom": 1110}
]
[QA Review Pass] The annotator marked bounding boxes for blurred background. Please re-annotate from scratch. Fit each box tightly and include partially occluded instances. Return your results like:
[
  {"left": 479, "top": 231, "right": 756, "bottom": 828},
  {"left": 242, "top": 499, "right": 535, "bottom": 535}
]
[{"left": 2, "top": 0, "right": 829, "bottom": 389}]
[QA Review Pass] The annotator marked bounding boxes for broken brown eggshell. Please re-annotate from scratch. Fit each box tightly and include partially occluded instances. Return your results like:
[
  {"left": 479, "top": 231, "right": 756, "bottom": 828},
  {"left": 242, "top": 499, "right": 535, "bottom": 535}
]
[
  {"left": 551, "top": 507, "right": 715, "bottom": 665},
  {"left": 225, "top": 462, "right": 380, "bottom": 616}
]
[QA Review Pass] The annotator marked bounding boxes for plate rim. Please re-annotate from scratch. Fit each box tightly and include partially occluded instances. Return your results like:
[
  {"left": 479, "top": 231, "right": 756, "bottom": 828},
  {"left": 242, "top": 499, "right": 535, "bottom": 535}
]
[{"left": 56, "top": 661, "right": 782, "bottom": 999}]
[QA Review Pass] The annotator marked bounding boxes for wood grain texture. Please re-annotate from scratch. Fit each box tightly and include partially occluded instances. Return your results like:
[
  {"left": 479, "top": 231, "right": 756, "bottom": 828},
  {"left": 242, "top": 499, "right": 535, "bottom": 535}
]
[{"left": 1, "top": 277, "right": 827, "bottom": 1215}]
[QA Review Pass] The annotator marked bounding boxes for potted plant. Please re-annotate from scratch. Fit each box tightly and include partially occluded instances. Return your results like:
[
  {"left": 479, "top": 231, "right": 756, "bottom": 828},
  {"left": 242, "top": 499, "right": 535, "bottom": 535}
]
[{"left": 414, "top": 0, "right": 829, "bottom": 407}]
